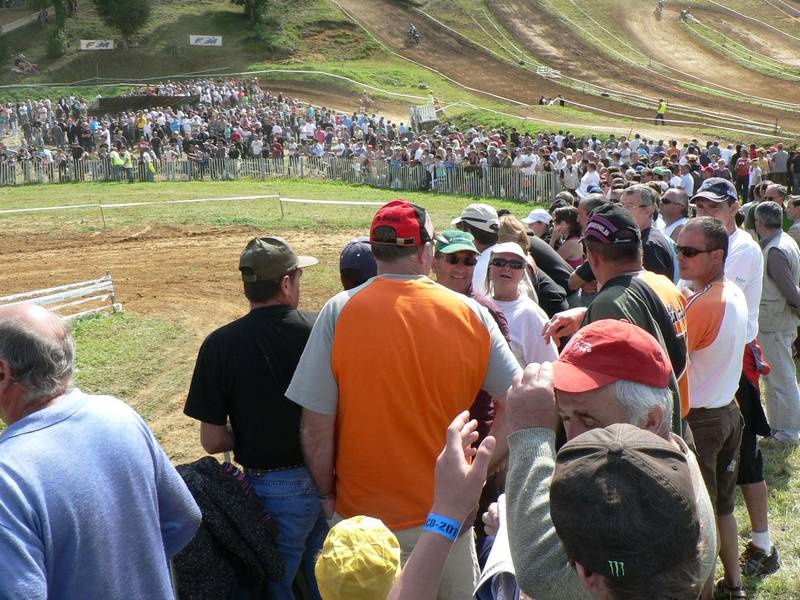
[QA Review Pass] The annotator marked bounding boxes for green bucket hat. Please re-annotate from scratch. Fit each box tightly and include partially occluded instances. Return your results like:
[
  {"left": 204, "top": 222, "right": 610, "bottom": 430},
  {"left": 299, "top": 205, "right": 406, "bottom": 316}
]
[{"left": 435, "top": 229, "right": 479, "bottom": 255}]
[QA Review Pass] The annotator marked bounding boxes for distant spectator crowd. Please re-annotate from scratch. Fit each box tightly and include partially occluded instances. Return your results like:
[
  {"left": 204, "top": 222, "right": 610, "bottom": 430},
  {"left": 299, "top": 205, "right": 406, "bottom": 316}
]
[{"left": 0, "top": 78, "right": 798, "bottom": 198}]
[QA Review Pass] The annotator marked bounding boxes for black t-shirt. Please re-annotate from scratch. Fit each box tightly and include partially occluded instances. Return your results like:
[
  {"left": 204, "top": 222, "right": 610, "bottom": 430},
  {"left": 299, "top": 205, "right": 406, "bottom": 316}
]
[
  {"left": 531, "top": 268, "right": 569, "bottom": 317},
  {"left": 528, "top": 235, "right": 574, "bottom": 292},
  {"left": 184, "top": 305, "right": 316, "bottom": 470},
  {"left": 642, "top": 227, "right": 675, "bottom": 281}
]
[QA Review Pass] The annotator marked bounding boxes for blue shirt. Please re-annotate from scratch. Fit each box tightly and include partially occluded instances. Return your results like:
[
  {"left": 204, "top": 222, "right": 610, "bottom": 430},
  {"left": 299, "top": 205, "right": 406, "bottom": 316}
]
[{"left": 0, "top": 389, "right": 200, "bottom": 600}]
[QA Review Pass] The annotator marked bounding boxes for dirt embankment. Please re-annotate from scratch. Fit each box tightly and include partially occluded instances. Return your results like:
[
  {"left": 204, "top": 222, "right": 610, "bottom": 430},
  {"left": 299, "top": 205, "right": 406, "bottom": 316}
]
[
  {"left": 485, "top": 0, "right": 800, "bottom": 133},
  {"left": 332, "top": 0, "right": 658, "bottom": 120}
]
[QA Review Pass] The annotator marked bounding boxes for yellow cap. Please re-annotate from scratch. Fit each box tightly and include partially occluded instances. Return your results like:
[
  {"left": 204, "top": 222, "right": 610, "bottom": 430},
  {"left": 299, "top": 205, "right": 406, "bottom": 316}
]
[{"left": 315, "top": 516, "right": 402, "bottom": 600}]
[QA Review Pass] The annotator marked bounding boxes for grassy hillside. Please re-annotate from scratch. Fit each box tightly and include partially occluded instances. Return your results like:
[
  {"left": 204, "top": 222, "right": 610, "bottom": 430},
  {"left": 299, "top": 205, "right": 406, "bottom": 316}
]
[{"left": 0, "top": 0, "right": 378, "bottom": 84}]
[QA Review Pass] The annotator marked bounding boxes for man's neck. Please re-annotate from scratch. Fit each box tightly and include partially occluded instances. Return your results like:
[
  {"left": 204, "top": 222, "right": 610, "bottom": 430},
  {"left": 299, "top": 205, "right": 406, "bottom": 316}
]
[
  {"left": 693, "top": 270, "right": 724, "bottom": 289},
  {"left": 758, "top": 229, "right": 782, "bottom": 245},
  {"left": 596, "top": 263, "right": 643, "bottom": 288},
  {"left": 250, "top": 298, "right": 289, "bottom": 310},
  {"left": 2, "top": 391, "right": 62, "bottom": 426},
  {"left": 377, "top": 263, "right": 424, "bottom": 276},
  {"left": 664, "top": 214, "right": 684, "bottom": 226}
]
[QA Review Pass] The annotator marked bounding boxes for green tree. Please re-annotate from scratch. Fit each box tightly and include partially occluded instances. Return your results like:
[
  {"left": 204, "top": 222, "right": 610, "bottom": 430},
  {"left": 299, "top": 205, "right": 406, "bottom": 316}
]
[
  {"left": 230, "top": 0, "right": 269, "bottom": 25},
  {"left": 92, "top": 0, "right": 153, "bottom": 48},
  {"left": 30, "top": 0, "right": 67, "bottom": 29}
]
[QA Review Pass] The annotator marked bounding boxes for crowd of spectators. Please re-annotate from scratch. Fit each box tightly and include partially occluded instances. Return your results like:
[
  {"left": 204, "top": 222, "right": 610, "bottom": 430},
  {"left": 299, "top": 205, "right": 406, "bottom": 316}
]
[{"left": 1, "top": 78, "right": 798, "bottom": 198}]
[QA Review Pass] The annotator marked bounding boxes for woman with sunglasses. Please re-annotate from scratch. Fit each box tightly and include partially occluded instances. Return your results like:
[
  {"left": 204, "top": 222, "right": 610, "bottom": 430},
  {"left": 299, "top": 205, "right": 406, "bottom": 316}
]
[{"left": 487, "top": 242, "right": 558, "bottom": 367}]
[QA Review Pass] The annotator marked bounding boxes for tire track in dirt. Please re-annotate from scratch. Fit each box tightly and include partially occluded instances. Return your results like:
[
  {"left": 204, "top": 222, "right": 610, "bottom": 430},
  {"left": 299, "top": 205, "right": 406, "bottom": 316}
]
[
  {"left": 0, "top": 225, "right": 362, "bottom": 460},
  {"left": 618, "top": 5, "right": 800, "bottom": 105},
  {"left": 486, "top": 0, "right": 800, "bottom": 132},
  {"left": 333, "top": 0, "right": 657, "bottom": 120}
]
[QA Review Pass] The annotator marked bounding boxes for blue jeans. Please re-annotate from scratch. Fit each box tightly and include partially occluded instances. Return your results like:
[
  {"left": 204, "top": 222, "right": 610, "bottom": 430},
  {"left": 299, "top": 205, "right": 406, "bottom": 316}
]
[{"left": 246, "top": 466, "right": 328, "bottom": 600}]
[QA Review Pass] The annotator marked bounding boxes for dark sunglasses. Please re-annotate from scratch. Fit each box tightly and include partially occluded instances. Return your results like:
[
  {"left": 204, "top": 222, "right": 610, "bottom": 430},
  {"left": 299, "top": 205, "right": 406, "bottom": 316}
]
[
  {"left": 676, "top": 246, "right": 714, "bottom": 258},
  {"left": 444, "top": 254, "right": 478, "bottom": 266},
  {"left": 490, "top": 257, "right": 525, "bottom": 269}
]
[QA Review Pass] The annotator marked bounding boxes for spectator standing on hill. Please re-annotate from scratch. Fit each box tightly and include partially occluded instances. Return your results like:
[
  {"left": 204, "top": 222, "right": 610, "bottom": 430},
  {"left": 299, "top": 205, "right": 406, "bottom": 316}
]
[
  {"left": 184, "top": 237, "right": 328, "bottom": 600},
  {"left": 689, "top": 178, "right": 781, "bottom": 579},
  {"left": 769, "top": 143, "right": 789, "bottom": 187},
  {"left": 287, "top": 200, "right": 520, "bottom": 600},
  {"left": 678, "top": 218, "right": 748, "bottom": 599},
  {"left": 754, "top": 202, "right": 800, "bottom": 445},
  {"left": 655, "top": 98, "right": 668, "bottom": 125},
  {"left": 0, "top": 303, "right": 201, "bottom": 599},
  {"left": 788, "top": 150, "right": 800, "bottom": 194}
]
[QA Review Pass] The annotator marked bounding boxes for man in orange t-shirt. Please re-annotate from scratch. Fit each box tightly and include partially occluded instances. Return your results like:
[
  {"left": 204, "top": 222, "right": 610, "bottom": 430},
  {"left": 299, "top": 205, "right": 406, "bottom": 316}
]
[{"left": 287, "top": 199, "right": 520, "bottom": 599}]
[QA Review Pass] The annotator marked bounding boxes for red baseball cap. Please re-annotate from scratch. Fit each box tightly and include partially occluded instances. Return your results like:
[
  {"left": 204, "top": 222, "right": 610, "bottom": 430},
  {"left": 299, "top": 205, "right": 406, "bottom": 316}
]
[
  {"left": 370, "top": 199, "right": 445, "bottom": 247},
  {"left": 552, "top": 320, "right": 672, "bottom": 393}
]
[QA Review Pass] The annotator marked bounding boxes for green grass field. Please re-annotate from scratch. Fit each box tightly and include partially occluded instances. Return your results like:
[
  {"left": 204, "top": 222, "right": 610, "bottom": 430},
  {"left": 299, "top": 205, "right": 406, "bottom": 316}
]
[{"left": 0, "top": 177, "right": 798, "bottom": 597}]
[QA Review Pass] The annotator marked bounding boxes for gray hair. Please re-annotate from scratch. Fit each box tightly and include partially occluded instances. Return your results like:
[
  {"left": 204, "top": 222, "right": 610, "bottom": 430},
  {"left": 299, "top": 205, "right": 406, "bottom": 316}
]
[
  {"left": 0, "top": 317, "right": 74, "bottom": 403},
  {"left": 615, "top": 379, "right": 673, "bottom": 437},
  {"left": 624, "top": 183, "right": 659, "bottom": 208},
  {"left": 755, "top": 201, "right": 783, "bottom": 229}
]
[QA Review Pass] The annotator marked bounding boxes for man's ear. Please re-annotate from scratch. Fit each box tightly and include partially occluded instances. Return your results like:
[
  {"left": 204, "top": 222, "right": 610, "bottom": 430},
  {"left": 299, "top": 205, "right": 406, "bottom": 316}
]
[
  {"left": 575, "top": 562, "right": 609, "bottom": 598},
  {"left": 0, "top": 359, "right": 11, "bottom": 389},
  {"left": 641, "top": 403, "right": 666, "bottom": 435}
]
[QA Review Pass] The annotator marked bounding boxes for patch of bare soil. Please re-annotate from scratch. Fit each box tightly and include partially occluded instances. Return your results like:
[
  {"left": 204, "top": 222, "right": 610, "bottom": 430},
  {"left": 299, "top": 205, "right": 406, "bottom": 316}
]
[
  {"left": 0, "top": 224, "right": 360, "bottom": 460},
  {"left": 485, "top": 0, "right": 800, "bottom": 133},
  {"left": 618, "top": 5, "right": 800, "bottom": 105},
  {"left": 690, "top": 8, "right": 800, "bottom": 68},
  {"left": 333, "top": 0, "right": 658, "bottom": 120},
  {"left": 259, "top": 78, "right": 411, "bottom": 123}
]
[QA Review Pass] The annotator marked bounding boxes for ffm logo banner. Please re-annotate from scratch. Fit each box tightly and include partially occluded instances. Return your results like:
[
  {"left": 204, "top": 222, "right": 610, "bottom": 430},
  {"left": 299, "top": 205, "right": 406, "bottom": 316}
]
[
  {"left": 80, "top": 40, "right": 114, "bottom": 50},
  {"left": 189, "top": 35, "right": 223, "bottom": 47}
]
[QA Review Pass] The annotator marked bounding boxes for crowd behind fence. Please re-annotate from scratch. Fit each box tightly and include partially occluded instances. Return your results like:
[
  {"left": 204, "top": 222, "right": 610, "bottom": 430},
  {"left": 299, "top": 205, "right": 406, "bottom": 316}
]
[{"left": 0, "top": 157, "right": 562, "bottom": 203}]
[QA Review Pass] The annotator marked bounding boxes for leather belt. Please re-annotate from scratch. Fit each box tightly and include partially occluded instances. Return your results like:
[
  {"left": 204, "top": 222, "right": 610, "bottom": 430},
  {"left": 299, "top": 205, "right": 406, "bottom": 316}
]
[{"left": 244, "top": 463, "right": 304, "bottom": 476}]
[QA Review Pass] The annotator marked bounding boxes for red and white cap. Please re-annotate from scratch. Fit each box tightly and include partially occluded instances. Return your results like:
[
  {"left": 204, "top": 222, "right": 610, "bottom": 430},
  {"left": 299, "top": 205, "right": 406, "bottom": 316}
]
[{"left": 552, "top": 319, "right": 672, "bottom": 393}]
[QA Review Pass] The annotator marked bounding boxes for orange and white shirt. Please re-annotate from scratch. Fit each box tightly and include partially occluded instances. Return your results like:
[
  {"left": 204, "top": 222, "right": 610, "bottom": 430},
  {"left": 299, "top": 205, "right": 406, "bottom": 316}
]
[
  {"left": 685, "top": 280, "right": 748, "bottom": 409},
  {"left": 287, "top": 275, "right": 520, "bottom": 530}
]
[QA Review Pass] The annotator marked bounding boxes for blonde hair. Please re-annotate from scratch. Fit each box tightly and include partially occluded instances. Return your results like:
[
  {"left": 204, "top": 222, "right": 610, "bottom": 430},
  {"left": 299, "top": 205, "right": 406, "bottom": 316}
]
[{"left": 497, "top": 215, "right": 530, "bottom": 254}]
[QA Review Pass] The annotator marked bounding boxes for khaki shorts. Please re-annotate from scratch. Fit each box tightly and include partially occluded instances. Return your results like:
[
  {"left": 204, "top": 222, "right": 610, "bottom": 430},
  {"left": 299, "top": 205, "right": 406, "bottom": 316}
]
[{"left": 687, "top": 401, "right": 744, "bottom": 515}]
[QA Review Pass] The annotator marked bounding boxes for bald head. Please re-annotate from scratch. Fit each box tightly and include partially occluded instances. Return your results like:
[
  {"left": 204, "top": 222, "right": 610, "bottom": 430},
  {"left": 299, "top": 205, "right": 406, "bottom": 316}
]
[
  {"left": 0, "top": 303, "right": 74, "bottom": 406},
  {"left": 0, "top": 303, "right": 69, "bottom": 342}
]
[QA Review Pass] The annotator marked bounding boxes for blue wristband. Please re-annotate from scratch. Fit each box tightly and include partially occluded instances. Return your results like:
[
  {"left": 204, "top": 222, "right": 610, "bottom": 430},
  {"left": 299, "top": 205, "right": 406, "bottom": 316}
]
[{"left": 423, "top": 513, "right": 461, "bottom": 543}]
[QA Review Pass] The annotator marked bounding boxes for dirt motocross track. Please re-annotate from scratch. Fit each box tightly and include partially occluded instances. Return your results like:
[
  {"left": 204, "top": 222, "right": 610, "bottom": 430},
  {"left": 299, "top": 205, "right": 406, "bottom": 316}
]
[
  {"left": 334, "top": 0, "right": 800, "bottom": 135},
  {"left": 0, "top": 224, "right": 358, "bottom": 461}
]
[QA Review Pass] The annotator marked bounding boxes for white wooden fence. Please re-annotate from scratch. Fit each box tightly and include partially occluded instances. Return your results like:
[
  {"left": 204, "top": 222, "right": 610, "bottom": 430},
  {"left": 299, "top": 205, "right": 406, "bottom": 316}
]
[{"left": 0, "top": 273, "right": 123, "bottom": 321}]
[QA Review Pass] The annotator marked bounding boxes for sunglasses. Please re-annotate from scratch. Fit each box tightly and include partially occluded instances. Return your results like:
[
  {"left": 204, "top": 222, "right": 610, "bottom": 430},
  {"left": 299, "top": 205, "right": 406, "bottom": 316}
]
[
  {"left": 490, "top": 257, "right": 526, "bottom": 269},
  {"left": 443, "top": 254, "right": 478, "bottom": 266},
  {"left": 676, "top": 246, "right": 714, "bottom": 258}
]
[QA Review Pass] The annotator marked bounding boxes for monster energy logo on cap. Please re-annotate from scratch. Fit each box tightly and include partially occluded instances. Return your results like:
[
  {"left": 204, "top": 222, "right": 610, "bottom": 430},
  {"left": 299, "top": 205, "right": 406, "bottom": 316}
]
[{"left": 608, "top": 560, "right": 625, "bottom": 578}]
